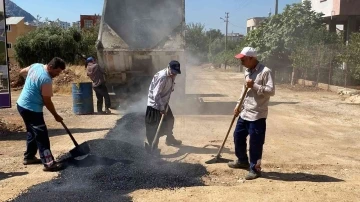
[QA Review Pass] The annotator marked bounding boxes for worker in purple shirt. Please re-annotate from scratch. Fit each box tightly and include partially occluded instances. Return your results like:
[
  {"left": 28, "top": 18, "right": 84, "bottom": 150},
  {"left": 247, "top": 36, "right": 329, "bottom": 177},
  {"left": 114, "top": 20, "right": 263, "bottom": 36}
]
[{"left": 86, "top": 57, "right": 112, "bottom": 114}]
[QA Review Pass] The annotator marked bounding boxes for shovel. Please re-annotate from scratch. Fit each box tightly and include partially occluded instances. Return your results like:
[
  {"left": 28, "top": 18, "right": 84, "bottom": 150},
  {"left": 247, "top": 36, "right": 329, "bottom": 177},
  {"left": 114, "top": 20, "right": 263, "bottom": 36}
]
[
  {"left": 205, "top": 86, "right": 249, "bottom": 164},
  {"left": 150, "top": 104, "right": 170, "bottom": 152},
  {"left": 60, "top": 121, "right": 90, "bottom": 160}
]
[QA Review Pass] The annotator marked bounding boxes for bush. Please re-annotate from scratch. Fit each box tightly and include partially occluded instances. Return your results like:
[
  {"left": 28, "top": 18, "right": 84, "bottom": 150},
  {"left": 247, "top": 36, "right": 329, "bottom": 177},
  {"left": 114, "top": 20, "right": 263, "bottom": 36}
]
[{"left": 14, "top": 23, "right": 99, "bottom": 67}]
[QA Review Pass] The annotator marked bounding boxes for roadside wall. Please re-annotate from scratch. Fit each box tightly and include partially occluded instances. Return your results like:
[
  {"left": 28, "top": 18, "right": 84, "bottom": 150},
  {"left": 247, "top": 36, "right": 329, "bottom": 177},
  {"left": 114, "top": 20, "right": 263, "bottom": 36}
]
[{"left": 297, "top": 79, "right": 360, "bottom": 94}]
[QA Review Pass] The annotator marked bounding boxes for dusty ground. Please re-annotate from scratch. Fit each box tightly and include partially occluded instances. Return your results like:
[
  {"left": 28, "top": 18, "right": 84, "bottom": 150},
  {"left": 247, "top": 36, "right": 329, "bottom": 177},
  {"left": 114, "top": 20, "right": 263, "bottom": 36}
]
[
  {"left": 0, "top": 92, "right": 120, "bottom": 201},
  {"left": 1, "top": 65, "right": 360, "bottom": 202}
]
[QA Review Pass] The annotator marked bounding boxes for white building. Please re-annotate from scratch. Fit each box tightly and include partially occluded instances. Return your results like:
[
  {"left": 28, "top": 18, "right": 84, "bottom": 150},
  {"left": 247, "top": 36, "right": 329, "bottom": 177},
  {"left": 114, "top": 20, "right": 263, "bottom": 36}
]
[
  {"left": 56, "top": 19, "right": 71, "bottom": 29},
  {"left": 246, "top": 17, "right": 266, "bottom": 33},
  {"left": 303, "top": 0, "right": 360, "bottom": 42},
  {"left": 227, "top": 32, "right": 244, "bottom": 42},
  {"left": 72, "top": 21, "right": 80, "bottom": 30}
]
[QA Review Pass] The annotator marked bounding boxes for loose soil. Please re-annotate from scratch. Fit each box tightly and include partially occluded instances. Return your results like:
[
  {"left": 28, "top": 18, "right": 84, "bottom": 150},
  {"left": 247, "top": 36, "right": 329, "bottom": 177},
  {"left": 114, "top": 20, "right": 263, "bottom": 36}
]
[
  {"left": 53, "top": 68, "right": 80, "bottom": 87},
  {"left": 0, "top": 119, "right": 24, "bottom": 136},
  {"left": 1, "top": 65, "right": 360, "bottom": 202},
  {"left": 8, "top": 64, "right": 89, "bottom": 93},
  {"left": 9, "top": 64, "right": 25, "bottom": 90}
]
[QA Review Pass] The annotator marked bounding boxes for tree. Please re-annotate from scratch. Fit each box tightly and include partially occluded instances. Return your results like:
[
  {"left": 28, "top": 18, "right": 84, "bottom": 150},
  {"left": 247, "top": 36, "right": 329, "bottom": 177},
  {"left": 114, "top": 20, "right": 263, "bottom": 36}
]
[
  {"left": 341, "top": 33, "right": 360, "bottom": 86},
  {"left": 289, "top": 27, "right": 342, "bottom": 86},
  {"left": 185, "top": 23, "right": 209, "bottom": 63},
  {"left": 14, "top": 18, "right": 99, "bottom": 67},
  {"left": 14, "top": 25, "right": 79, "bottom": 67},
  {"left": 206, "top": 29, "right": 224, "bottom": 42},
  {"left": 244, "top": 1, "right": 326, "bottom": 82}
]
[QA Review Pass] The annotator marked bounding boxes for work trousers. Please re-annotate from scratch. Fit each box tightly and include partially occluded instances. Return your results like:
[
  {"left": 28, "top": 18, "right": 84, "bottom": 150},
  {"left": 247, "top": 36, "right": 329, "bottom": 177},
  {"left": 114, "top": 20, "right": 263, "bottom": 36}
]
[
  {"left": 93, "top": 83, "right": 111, "bottom": 112},
  {"left": 145, "top": 105, "right": 175, "bottom": 148},
  {"left": 17, "top": 104, "right": 55, "bottom": 167},
  {"left": 233, "top": 117, "right": 266, "bottom": 172}
]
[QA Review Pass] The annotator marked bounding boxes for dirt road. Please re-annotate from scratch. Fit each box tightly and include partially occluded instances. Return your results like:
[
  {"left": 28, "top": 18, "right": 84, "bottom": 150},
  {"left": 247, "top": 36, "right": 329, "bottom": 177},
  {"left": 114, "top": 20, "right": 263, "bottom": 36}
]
[
  {"left": 0, "top": 92, "right": 120, "bottom": 201},
  {"left": 1, "top": 65, "right": 360, "bottom": 202}
]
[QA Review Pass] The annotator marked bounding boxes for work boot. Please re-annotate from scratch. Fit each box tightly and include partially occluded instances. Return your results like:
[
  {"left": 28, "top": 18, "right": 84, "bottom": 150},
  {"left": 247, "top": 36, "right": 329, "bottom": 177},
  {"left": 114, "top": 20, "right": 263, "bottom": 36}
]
[
  {"left": 245, "top": 170, "right": 262, "bottom": 180},
  {"left": 165, "top": 136, "right": 182, "bottom": 146},
  {"left": 23, "top": 157, "right": 42, "bottom": 165},
  {"left": 227, "top": 160, "right": 250, "bottom": 169},
  {"left": 105, "top": 108, "right": 111, "bottom": 114},
  {"left": 43, "top": 161, "right": 65, "bottom": 172},
  {"left": 97, "top": 109, "right": 105, "bottom": 114}
]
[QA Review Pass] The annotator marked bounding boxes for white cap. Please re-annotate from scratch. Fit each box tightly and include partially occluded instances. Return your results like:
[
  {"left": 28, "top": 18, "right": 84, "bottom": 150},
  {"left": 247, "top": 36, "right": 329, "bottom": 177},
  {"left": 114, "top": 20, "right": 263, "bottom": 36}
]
[{"left": 235, "top": 47, "right": 257, "bottom": 59}]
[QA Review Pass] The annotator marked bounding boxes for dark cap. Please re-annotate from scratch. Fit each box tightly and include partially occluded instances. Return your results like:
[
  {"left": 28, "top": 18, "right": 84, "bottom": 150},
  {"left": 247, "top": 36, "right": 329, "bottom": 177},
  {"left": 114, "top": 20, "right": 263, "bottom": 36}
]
[
  {"left": 169, "top": 60, "right": 181, "bottom": 74},
  {"left": 86, "top": 57, "right": 94, "bottom": 63}
]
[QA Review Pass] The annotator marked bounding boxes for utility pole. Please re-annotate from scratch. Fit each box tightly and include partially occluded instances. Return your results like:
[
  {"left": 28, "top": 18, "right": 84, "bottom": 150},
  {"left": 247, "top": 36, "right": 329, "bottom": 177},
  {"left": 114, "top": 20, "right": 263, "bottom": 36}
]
[
  {"left": 275, "top": 0, "right": 278, "bottom": 15},
  {"left": 220, "top": 12, "right": 229, "bottom": 51}
]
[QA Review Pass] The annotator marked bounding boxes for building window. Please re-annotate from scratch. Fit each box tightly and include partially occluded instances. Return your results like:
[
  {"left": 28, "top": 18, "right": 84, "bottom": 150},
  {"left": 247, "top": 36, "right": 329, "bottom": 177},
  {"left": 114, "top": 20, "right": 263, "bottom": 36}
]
[
  {"left": 84, "top": 20, "right": 93, "bottom": 28},
  {"left": 7, "top": 43, "right": 12, "bottom": 49},
  {"left": 5, "top": 25, "right": 11, "bottom": 32}
]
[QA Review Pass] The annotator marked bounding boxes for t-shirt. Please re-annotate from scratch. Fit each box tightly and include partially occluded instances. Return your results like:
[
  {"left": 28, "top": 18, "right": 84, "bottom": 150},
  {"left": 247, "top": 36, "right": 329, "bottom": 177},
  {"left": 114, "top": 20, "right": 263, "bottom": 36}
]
[
  {"left": 86, "top": 63, "right": 105, "bottom": 87},
  {"left": 17, "top": 63, "right": 53, "bottom": 112}
]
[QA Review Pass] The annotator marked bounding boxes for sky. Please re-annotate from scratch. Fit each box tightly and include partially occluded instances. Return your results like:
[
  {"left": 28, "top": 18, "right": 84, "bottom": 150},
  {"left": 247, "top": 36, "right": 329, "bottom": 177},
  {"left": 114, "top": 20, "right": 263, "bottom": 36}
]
[{"left": 10, "top": 0, "right": 301, "bottom": 34}]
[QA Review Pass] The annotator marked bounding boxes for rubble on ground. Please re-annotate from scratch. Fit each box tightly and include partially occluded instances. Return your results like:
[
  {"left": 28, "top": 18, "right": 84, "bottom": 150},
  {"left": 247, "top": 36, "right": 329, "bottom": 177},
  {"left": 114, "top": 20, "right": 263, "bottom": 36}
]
[
  {"left": 9, "top": 64, "right": 25, "bottom": 90},
  {"left": 8, "top": 63, "right": 81, "bottom": 90},
  {"left": 0, "top": 119, "right": 24, "bottom": 135},
  {"left": 53, "top": 68, "right": 80, "bottom": 86},
  {"left": 338, "top": 89, "right": 360, "bottom": 96},
  {"left": 345, "top": 94, "right": 360, "bottom": 104},
  {"left": 279, "top": 84, "right": 324, "bottom": 92}
]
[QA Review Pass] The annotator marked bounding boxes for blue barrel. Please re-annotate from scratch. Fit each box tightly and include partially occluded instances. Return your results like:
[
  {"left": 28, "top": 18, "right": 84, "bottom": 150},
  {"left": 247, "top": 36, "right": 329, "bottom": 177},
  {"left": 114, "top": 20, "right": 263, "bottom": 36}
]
[{"left": 72, "top": 82, "right": 94, "bottom": 115}]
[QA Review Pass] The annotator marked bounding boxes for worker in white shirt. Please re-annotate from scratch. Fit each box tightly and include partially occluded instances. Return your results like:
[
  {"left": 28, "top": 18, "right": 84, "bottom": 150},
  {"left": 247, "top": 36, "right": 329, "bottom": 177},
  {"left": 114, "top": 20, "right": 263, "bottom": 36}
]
[{"left": 144, "top": 60, "right": 182, "bottom": 154}]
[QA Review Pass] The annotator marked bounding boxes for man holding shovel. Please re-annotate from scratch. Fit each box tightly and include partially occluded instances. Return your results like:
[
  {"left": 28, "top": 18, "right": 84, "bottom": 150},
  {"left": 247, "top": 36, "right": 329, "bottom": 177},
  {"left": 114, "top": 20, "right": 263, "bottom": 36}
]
[
  {"left": 228, "top": 47, "right": 275, "bottom": 180},
  {"left": 144, "top": 60, "right": 182, "bottom": 154},
  {"left": 16, "top": 57, "right": 66, "bottom": 172}
]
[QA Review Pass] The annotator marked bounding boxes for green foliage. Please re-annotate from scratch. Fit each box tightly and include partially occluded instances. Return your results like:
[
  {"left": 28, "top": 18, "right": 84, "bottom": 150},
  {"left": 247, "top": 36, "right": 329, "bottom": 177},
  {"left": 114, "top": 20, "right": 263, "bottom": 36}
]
[
  {"left": 185, "top": 23, "right": 233, "bottom": 64},
  {"left": 79, "top": 24, "right": 99, "bottom": 60},
  {"left": 206, "top": 29, "right": 224, "bottom": 42},
  {"left": 244, "top": 1, "right": 325, "bottom": 68},
  {"left": 14, "top": 21, "right": 99, "bottom": 67},
  {"left": 290, "top": 27, "right": 342, "bottom": 81},
  {"left": 341, "top": 33, "right": 360, "bottom": 81},
  {"left": 185, "top": 23, "right": 209, "bottom": 62}
]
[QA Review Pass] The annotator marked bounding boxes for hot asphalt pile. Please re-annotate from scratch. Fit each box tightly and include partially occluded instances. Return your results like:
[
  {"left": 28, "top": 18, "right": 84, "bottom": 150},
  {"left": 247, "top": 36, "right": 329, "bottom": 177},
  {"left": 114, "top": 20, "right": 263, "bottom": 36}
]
[{"left": 12, "top": 113, "right": 208, "bottom": 202}]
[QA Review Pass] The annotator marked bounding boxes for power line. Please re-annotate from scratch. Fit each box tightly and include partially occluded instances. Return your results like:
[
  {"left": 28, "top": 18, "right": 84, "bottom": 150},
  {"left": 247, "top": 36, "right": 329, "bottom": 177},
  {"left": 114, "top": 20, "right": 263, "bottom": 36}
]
[{"left": 228, "top": 21, "right": 246, "bottom": 29}]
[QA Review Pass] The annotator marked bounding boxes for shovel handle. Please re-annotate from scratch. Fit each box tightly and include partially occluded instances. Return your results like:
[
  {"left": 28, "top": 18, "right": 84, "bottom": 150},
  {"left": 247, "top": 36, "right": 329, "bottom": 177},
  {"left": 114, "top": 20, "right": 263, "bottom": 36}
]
[
  {"left": 60, "top": 121, "right": 79, "bottom": 147},
  {"left": 215, "top": 86, "right": 249, "bottom": 158},
  {"left": 151, "top": 105, "right": 169, "bottom": 150}
]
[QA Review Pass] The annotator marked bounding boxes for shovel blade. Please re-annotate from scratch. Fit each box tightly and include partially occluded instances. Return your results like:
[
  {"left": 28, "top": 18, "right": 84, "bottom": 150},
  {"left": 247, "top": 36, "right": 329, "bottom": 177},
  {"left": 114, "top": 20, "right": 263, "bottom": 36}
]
[
  {"left": 205, "top": 157, "right": 232, "bottom": 164},
  {"left": 69, "top": 142, "right": 90, "bottom": 159}
]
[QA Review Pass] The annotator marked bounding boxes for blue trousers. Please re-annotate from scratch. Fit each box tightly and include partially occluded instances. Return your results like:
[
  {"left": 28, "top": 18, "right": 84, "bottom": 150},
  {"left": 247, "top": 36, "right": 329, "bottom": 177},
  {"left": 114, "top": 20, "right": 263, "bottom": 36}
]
[
  {"left": 233, "top": 117, "right": 266, "bottom": 171},
  {"left": 17, "top": 104, "right": 55, "bottom": 167}
]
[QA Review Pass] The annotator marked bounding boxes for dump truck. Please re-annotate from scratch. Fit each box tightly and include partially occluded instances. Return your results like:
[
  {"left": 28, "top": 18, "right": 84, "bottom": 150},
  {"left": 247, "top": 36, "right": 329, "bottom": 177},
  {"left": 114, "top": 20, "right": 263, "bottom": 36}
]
[{"left": 96, "top": 0, "right": 186, "bottom": 108}]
